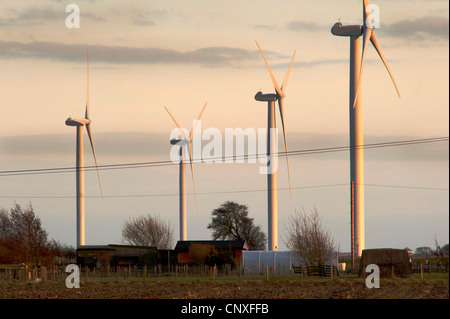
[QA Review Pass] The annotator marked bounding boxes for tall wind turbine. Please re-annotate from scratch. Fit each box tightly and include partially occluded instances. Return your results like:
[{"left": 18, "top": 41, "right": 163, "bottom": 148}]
[
  {"left": 165, "top": 103, "right": 207, "bottom": 241},
  {"left": 254, "top": 41, "right": 295, "bottom": 251},
  {"left": 331, "top": 0, "right": 400, "bottom": 259},
  {"left": 65, "top": 49, "right": 103, "bottom": 248}
]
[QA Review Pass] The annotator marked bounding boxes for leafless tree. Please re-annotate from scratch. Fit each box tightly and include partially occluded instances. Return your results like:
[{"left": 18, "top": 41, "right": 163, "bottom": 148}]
[
  {"left": 121, "top": 213, "right": 174, "bottom": 249},
  {"left": 284, "top": 207, "right": 335, "bottom": 265}
]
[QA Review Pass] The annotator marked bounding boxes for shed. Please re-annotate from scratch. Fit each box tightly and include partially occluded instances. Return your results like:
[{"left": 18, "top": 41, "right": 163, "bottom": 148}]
[
  {"left": 175, "top": 240, "right": 248, "bottom": 264},
  {"left": 358, "top": 248, "right": 413, "bottom": 278},
  {"left": 76, "top": 244, "right": 158, "bottom": 268}
]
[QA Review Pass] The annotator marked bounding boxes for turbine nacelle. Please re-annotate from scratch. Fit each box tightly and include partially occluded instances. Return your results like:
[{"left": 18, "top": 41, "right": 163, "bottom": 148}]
[
  {"left": 65, "top": 117, "right": 90, "bottom": 126},
  {"left": 255, "top": 91, "right": 277, "bottom": 102},
  {"left": 331, "top": 22, "right": 363, "bottom": 37},
  {"left": 170, "top": 138, "right": 188, "bottom": 146}
]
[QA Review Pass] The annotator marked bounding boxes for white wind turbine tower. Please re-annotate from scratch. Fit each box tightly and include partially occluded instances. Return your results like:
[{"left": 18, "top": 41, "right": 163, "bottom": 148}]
[
  {"left": 331, "top": 0, "right": 400, "bottom": 259},
  {"left": 165, "top": 103, "right": 207, "bottom": 241},
  {"left": 254, "top": 41, "right": 295, "bottom": 251},
  {"left": 65, "top": 49, "right": 103, "bottom": 248}
]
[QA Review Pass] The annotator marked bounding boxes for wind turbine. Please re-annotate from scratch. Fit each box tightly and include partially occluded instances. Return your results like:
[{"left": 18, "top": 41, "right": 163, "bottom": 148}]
[
  {"left": 254, "top": 41, "right": 295, "bottom": 251},
  {"left": 65, "top": 49, "right": 103, "bottom": 248},
  {"left": 165, "top": 103, "right": 207, "bottom": 241},
  {"left": 331, "top": 0, "right": 400, "bottom": 259}
]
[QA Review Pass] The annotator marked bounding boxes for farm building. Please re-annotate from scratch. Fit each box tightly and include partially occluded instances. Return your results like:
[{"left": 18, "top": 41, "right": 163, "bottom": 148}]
[
  {"left": 358, "top": 248, "right": 413, "bottom": 278},
  {"left": 174, "top": 240, "right": 248, "bottom": 265},
  {"left": 76, "top": 244, "right": 173, "bottom": 268}
]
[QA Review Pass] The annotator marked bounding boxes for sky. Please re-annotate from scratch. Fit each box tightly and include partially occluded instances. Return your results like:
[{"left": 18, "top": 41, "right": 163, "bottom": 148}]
[{"left": 0, "top": 0, "right": 448, "bottom": 253}]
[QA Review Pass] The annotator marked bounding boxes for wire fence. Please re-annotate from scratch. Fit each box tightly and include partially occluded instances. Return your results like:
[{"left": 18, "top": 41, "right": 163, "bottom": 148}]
[{"left": 1, "top": 261, "right": 448, "bottom": 283}]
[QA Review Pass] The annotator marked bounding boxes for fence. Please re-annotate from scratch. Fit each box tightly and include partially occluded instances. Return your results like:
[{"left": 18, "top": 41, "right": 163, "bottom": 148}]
[
  {"left": 4, "top": 260, "right": 443, "bottom": 283},
  {"left": 412, "top": 263, "right": 449, "bottom": 273},
  {"left": 0, "top": 263, "right": 243, "bottom": 283},
  {"left": 241, "top": 251, "right": 338, "bottom": 275}
]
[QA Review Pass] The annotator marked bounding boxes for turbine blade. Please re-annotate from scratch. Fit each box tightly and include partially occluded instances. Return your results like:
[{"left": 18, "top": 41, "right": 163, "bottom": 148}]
[
  {"left": 370, "top": 32, "right": 401, "bottom": 98},
  {"left": 363, "top": 0, "right": 370, "bottom": 27},
  {"left": 187, "top": 102, "right": 207, "bottom": 214},
  {"left": 190, "top": 102, "right": 207, "bottom": 141},
  {"left": 281, "top": 50, "right": 296, "bottom": 94},
  {"left": 85, "top": 48, "right": 90, "bottom": 120},
  {"left": 86, "top": 123, "right": 103, "bottom": 197},
  {"left": 352, "top": 27, "right": 372, "bottom": 109},
  {"left": 278, "top": 98, "right": 292, "bottom": 199},
  {"left": 187, "top": 142, "right": 200, "bottom": 214},
  {"left": 255, "top": 40, "right": 283, "bottom": 97},
  {"left": 164, "top": 106, "right": 190, "bottom": 142}
]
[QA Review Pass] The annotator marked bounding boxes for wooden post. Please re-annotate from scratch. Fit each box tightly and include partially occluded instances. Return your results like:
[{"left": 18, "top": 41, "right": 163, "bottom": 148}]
[
  {"left": 266, "top": 265, "right": 269, "bottom": 281},
  {"left": 420, "top": 264, "right": 424, "bottom": 281},
  {"left": 143, "top": 265, "right": 147, "bottom": 281}
]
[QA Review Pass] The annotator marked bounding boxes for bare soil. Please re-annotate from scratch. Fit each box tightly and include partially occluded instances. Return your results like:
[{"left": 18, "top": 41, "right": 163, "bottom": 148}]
[{"left": 0, "top": 278, "right": 448, "bottom": 299}]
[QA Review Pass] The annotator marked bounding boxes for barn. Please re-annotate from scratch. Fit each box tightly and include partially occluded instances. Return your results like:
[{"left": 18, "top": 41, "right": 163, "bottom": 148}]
[
  {"left": 358, "top": 248, "right": 413, "bottom": 278},
  {"left": 76, "top": 244, "right": 159, "bottom": 268},
  {"left": 174, "top": 240, "right": 248, "bottom": 265}
]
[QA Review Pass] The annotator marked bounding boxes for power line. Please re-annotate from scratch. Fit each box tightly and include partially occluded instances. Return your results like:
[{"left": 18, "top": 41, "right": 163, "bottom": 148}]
[
  {"left": 0, "top": 182, "right": 447, "bottom": 200},
  {"left": 0, "top": 136, "right": 447, "bottom": 177}
]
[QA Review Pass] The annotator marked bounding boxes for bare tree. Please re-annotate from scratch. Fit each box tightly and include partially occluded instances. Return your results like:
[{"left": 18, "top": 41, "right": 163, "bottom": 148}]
[
  {"left": 284, "top": 207, "right": 335, "bottom": 265},
  {"left": 121, "top": 213, "right": 174, "bottom": 249}
]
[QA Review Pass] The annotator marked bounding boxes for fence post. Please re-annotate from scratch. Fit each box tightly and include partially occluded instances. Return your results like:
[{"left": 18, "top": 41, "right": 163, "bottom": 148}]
[
  {"left": 420, "top": 264, "right": 424, "bottom": 281},
  {"left": 143, "top": 265, "right": 147, "bottom": 282}
]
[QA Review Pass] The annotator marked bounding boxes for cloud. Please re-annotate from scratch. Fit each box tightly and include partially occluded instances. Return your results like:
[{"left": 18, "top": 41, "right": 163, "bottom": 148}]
[
  {"left": 132, "top": 9, "right": 168, "bottom": 27},
  {"left": 286, "top": 20, "right": 327, "bottom": 32},
  {"left": 0, "top": 40, "right": 260, "bottom": 67},
  {"left": 1, "top": 132, "right": 447, "bottom": 164},
  {"left": 0, "top": 5, "right": 103, "bottom": 26},
  {"left": 381, "top": 16, "right": 449, "bottom": 40}
]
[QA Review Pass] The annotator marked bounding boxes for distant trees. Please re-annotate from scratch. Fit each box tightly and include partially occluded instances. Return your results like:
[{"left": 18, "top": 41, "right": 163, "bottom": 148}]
[
  {"left": 414, "top": 238, "right": 450, "bottom": 258},
  {"left": 442, "top": 244, "right": 449, "bottom": 257},
  {"left": 121, "top": 213, "right": 174, "bottom": 249},
  {"left": 207, "top": 201, "right": 267, "bottom": 250},
  {"left": 0, "top": 203, "right": 75, "bottom": 266},
  {"left": 284, "top": 207, "right": 335, "bottom": 265}
]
